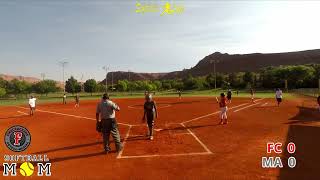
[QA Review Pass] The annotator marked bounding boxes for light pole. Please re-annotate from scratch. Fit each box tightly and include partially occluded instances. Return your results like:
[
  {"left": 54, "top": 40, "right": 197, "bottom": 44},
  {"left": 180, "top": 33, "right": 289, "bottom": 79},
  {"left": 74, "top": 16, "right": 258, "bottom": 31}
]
[
  {"left": 80, "top": 74, "right": 84, "bottom": 92},
  {"left": 103, "top": 66, "right": 109, "bottom": 93},
  {"left": 40, "top": 73, "right": 45, "bottom": 80},
  {"left": 128, "top": 70, "right": 132, "bottom": 95},
  {"left": 210, "top": 60, "right": 219, "bottom": 89},
  {"left": 111, "top": 71, "right": 114, "bottom": 91},
  {"left": 59, "top": 61, "right": 68, "bottom": 93}
]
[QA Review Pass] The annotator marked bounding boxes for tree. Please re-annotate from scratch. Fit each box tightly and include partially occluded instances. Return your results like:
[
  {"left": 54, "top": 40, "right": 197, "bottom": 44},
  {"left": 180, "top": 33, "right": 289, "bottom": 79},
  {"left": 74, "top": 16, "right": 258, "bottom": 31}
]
[
  {"left": 162, "top": 81, "right": 172, "bottom": 90},
  {"left": 243, "top": 72, "right": 254, "bottom": 84},
  {"left": 7, "top": 79, "right": 31, "bottom": 96},
  {"left": 0, "top": 87, "right": 6, "bottom": 97},
  {"left": 65, "top": 76, "right": 81, "bottom": 94},
  {"left": 194, "top": 77, "right": 206, "bottom": 90},
  {"left": 96, "top": 83, "right": 106, "bottom": 92},
  {"left": 0, "top": 78, "right": 7, "bottom": 88},
  {"left": 260, "top": 65, "right": 316, "bottom": 89},
  {"left": 171, "top": 80, "right": 184, "bottom": 90},
  {"left": 127, "top": 81, "right": 138, "bottom": 91},
  {"left": 116, "top": 80, "right": 128, "bottom": 91},
  {"left": 153, "top": 80, "right": 162, "bottom": 91},
  {"left": 84, "top": 79, "right": 97, "bottom": 95},
  {"left": 183, "top": 74, "right": 196, "bottom": 90},
  {"left": 227, "top": 73, "right": 237, "bottom": 88},
  {"left": 34, "top": 80, "right": 59, "bottom": 96}
]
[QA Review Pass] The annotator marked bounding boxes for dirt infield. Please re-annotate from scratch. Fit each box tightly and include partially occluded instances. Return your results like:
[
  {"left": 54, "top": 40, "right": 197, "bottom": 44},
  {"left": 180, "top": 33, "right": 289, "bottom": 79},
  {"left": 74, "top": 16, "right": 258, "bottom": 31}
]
[{"left": 0, "top": 96, "right": 319, "bottom": 180}]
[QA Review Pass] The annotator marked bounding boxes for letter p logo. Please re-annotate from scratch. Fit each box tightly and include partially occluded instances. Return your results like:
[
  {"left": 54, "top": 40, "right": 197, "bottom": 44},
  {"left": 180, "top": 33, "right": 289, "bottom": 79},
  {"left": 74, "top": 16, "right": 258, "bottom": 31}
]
[{"left": 13, "top": 132, "right": 22, "bottom": 146}]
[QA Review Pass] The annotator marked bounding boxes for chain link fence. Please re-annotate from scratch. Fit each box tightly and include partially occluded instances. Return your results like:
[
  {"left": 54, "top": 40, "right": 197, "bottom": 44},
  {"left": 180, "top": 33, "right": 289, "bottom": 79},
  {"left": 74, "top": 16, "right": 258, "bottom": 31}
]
[{"left": 292, "top": 88, "right": 320, "bottom": 97}]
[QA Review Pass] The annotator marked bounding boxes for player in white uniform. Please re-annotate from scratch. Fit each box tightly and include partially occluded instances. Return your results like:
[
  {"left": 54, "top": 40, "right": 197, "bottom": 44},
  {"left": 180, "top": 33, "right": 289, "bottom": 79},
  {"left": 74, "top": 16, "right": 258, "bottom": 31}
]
[
  {"left": 275, "top": 88, "right": 283, "bottom": 106},
  {"left": 28, "top": 96, "right": 37, "bottom": 116}
]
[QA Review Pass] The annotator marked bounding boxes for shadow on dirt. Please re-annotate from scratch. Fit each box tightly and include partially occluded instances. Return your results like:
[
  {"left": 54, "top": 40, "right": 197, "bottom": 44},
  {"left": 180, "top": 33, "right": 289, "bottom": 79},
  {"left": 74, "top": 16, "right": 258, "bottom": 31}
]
[
  {"left": 279, "top": 106, "right": 320, "bottom": 180},
  {"left": 279, "top": 125, "right": 320, "bottom": 180},
  {"left": 33, "top": 141, "right": 103, "bottom": 154},
  {"left": 286, "top": 106, "right": 320, "bottom": 124}
]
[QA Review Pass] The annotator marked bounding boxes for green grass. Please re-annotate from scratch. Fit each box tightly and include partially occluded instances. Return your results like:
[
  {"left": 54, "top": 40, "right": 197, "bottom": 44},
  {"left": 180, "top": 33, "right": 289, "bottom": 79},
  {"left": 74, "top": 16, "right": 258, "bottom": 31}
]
[{"left": 0, "top": 90, "right": 295, "bottom": 106}]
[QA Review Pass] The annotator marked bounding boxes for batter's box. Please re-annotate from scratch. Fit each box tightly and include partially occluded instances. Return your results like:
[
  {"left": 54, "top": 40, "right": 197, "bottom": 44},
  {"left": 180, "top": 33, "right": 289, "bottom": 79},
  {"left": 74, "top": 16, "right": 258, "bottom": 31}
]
[{"left": 119, "top": 124, "right": 212, "bottom": 158}]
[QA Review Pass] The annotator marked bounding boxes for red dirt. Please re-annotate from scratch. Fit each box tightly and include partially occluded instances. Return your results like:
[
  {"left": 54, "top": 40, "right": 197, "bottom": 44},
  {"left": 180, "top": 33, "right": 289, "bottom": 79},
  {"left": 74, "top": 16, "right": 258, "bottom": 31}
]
[{"left": 0, "top": 96, "right": 319, "bottom": 180}]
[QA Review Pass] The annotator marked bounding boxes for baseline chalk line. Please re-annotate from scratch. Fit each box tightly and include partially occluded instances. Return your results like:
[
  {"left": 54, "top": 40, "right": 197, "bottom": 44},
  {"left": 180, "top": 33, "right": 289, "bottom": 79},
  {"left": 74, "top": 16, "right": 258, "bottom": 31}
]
[
  {"left": 118, "top": 152, "right": 212, "bottom": 159},
  {"left": 117, "top": 125, "right": 132, "bottom": 159},
  {"left": 15, "top": 106, "right": 131, "bottom": 127},
  {"left": 17, "top": 111, "right": 28, "bottom": 115},
  {"left": 182, "top": 102, "right": 248, "bottom": 124},
  {"left": 180, "top": 123, "right": 212, "bottom": 154},
  {"left": 233, "top": 102, "right": 261, "bottom": 113}
]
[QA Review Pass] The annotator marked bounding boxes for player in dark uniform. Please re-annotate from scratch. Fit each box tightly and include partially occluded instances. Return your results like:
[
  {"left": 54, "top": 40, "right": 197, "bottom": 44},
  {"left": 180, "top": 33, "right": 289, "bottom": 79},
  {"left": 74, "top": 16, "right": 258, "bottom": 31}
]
[
  {"left": 250, "top": 88, "right": 255, "bottom": 103},
  {"left": 74, "top": 93, "right": 80, "bottom": 107},
  {"left": 178, "top": 90, "right": 181, "bottom": 99},
  {"left": 142, "top": 94, "right": 158, "bottom": 140},
  {"left": 227, "top": 89, "right": 232, "bottom": 103}
]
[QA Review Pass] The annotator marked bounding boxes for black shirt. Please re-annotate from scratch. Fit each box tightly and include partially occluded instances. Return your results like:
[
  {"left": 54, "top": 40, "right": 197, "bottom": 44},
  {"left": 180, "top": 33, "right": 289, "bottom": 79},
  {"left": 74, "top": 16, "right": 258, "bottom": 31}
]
[{"left": 144, "top": 101, "right": 156, "bottom": 118}]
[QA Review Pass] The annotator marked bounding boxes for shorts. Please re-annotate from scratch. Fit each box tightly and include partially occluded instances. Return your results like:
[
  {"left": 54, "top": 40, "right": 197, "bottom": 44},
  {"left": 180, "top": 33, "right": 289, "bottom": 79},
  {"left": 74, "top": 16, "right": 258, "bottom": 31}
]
[
  {"left": 227, "top": 96, "right": 231, "bottom": 100},
  {"left": 276, "top": 98, "right": 282, "bottom": 102},
  {"left": 220, "top": 106, "right": 228, "bottom": 119}
]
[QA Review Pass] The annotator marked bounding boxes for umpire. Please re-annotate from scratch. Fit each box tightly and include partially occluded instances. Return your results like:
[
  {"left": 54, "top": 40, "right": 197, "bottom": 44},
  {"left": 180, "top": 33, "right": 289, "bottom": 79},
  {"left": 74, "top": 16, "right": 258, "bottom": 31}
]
[{"left": 96, "top": 93, "right": 122, "bottom": 153}]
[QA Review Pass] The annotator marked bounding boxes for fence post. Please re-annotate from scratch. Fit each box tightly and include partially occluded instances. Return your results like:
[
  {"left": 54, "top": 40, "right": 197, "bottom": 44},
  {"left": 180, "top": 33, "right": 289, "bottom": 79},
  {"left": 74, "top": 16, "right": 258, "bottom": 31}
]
[{"left": 285, "top": 79, "right": 288, "bottom": 93}]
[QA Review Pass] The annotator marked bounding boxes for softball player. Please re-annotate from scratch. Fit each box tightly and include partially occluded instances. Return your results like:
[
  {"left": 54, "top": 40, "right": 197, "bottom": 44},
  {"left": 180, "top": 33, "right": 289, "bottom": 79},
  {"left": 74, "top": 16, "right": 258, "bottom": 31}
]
[
  {"left": 74, "top": 93, "right": 80, "bottom": 107},
  {"left": 227, "top": 89, "right": 232, "bottom": 103},
  {"left": 142, "top": 94, "right": 158, "bottom": 140},
  {"left": 250, "top": 88, "right": 255, "bottom": 103},
  {"left": 217, "top": 93, "right": 228, "bottom": 125},
  {"left": 63, "top": 93, "right": 67, "bottom": 104},
  {"left": 275, "top": 88, "right": 283, "bottom": 106},
  {"left": 28, "top": 96, "right": 37, "bottom": 116}
]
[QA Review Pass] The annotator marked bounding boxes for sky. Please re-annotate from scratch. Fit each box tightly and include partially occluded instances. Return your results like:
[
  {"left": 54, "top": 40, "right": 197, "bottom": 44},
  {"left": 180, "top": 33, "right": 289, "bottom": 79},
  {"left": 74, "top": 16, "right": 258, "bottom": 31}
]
[{"left": 0, "top": 0, "right": 320, "bottom": 81}]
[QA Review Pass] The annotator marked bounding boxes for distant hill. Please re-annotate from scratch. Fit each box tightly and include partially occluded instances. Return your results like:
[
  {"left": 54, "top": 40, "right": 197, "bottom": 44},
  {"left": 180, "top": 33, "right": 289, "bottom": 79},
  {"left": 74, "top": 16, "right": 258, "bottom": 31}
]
[
  {"left": 0, "top": 74, "right": 40, "bottom": 83},
  {"left": 0, "top": 74, "right": 65, "bottom": 88},
  {"left": 104, "top": 49, "right": 320, "bottom": 83},
  {"left": 100, "top": 71, "right": 167, "bottom": 84},
  {"left": 2, "top": 49, "right": 320, "bottom": 84}
]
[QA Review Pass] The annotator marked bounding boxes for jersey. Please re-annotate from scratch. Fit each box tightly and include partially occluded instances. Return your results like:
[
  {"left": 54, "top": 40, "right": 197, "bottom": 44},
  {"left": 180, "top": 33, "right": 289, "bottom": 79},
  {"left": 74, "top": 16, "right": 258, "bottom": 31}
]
[
  {"left": 28, "top": 98, "right": 36, "bottom": 108},
  {"left": 144, "top": 101, "right": 156, "bottom": 119},
  {"left": 227, "top": 91, "right": 232, "bottom": 97},
  {"left": 96, "top": 100, "right": 120, "bottom": 119},
  {"left": 276, "top": 90, "right": 283, "bottom": 99},
  {"left": 219, "top": 97, "right": 227, "bottom": 108}
]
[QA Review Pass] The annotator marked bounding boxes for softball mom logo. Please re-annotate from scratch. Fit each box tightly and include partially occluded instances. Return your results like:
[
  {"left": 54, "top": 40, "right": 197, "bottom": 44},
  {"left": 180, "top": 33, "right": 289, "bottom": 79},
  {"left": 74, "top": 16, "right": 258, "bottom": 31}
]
[{"left": 3, "top": 125, "right": 52, "bottom": 177}]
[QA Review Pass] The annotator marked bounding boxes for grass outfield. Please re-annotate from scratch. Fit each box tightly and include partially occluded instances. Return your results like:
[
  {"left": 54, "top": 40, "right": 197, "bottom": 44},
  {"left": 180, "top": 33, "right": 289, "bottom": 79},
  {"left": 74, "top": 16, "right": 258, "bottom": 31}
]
[{"left": 0, "top": 90, "right": 295, "bottom": 106}]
